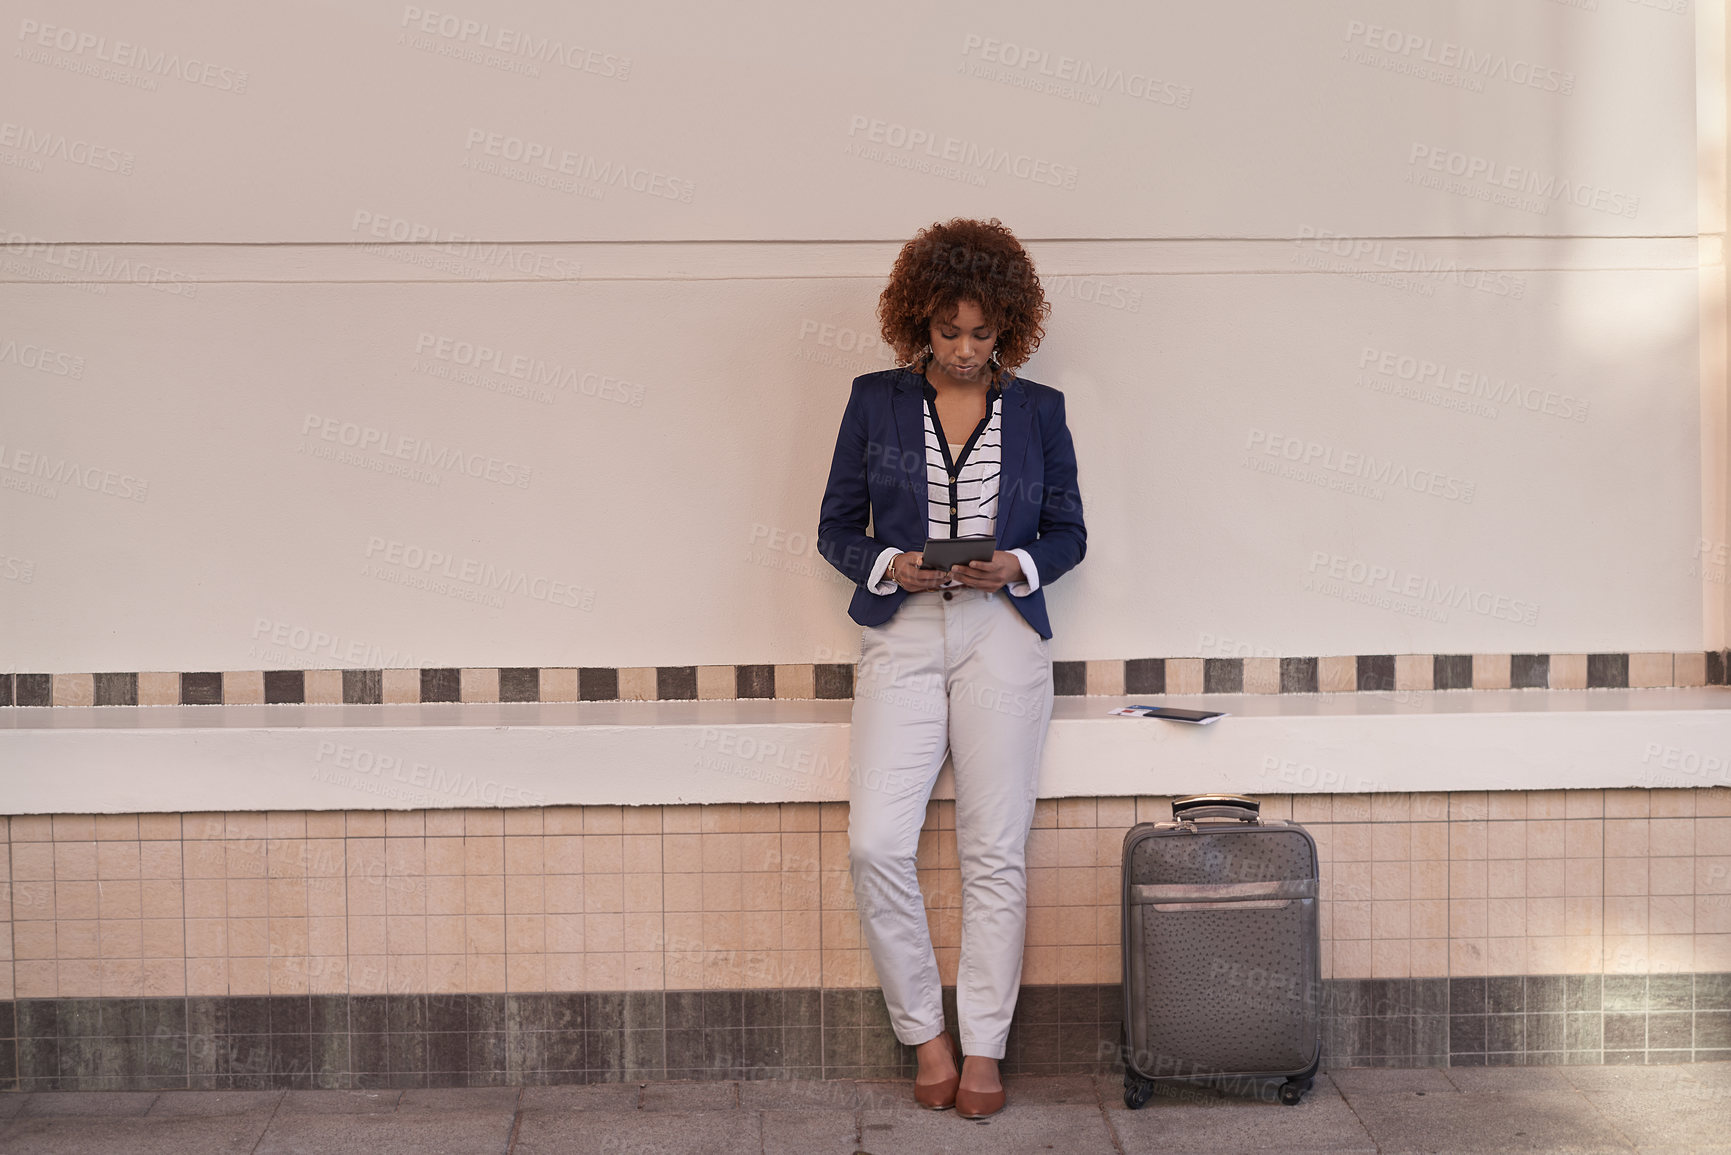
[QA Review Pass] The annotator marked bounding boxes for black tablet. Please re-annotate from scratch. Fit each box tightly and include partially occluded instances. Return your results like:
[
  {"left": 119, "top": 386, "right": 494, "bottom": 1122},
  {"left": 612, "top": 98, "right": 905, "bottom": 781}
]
[{"left": 919, "top": 535, "right": 996, "bottom": 570}]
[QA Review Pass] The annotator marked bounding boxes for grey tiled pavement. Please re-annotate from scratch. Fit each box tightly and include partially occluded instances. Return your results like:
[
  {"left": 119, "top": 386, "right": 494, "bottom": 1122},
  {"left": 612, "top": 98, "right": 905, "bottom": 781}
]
[{"left": 0, "top": 1063, "right": 1726, "bottom": 1153}]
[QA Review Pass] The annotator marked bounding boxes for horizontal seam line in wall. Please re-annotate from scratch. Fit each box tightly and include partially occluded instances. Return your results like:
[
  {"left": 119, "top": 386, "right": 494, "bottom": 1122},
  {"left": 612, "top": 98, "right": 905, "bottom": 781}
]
[
  {"left": 0, "top": 268, "right": 1705, "bottom": 286},
  {"left": 0, "top": 271, "right": 1703, "bottom": 287},
  {"left": 5, "top": 234, "right": 1708, "bottom": 245}
]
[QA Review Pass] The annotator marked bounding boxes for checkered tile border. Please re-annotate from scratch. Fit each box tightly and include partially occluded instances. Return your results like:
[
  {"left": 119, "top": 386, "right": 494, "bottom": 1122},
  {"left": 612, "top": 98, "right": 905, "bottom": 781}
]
[{"left": 4, "top": 651, "right": 1725, "bottom": 706}]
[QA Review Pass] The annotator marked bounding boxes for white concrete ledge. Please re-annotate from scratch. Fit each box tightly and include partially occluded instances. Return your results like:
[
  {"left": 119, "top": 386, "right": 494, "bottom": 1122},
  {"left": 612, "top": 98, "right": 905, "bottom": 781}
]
[{"left": 3, "top": 689, "right": 1730, "bottom": 814}]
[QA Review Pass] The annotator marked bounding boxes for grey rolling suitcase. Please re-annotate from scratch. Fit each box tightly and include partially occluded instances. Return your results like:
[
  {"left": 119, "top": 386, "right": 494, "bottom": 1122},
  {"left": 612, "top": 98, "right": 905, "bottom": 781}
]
[{"left": 1119, "top": 793, "right": 1321, "bottom": 1108}]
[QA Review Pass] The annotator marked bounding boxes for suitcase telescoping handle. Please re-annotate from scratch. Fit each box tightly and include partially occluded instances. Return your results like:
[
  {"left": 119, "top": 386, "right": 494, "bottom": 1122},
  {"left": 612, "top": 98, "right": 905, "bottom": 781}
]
[{"left": 1171, "top": 793, "right": 1261, "bottom": 822}]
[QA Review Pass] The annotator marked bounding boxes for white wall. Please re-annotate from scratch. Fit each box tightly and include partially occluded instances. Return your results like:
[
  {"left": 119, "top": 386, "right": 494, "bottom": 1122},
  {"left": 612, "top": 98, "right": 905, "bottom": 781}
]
[{"left": 0, "top": 0, "right": 1717, "bottom": 670}]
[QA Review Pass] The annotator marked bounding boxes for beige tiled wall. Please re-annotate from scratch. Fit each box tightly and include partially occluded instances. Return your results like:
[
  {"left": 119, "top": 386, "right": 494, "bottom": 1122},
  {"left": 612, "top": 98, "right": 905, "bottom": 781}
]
[{"left": 2, "top": 790, "right": 1728, "bottom": 1002}]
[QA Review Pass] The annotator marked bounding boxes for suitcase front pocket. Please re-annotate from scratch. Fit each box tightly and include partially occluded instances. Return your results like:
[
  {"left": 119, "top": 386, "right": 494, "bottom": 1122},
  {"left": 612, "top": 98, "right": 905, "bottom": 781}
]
[{"left": 1125, "top": 877, "right": 1319, "bottom": 1079}]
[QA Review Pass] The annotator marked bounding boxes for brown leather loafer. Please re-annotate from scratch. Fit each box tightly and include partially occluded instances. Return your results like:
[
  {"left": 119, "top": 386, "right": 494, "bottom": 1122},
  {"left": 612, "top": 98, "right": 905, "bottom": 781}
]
[
  {"left": 913, "top": 1032, "right": 962, "bottom": 1110},
  {"left": 954, "top": 1069, "right": 1006, "bottom": 1120}
]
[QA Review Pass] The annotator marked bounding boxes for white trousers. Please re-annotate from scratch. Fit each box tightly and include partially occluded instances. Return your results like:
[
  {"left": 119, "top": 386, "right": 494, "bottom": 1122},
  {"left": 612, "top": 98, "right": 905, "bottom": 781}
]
[{"left": 846, "top": 585, "right": 1055, "bottom": 1060}]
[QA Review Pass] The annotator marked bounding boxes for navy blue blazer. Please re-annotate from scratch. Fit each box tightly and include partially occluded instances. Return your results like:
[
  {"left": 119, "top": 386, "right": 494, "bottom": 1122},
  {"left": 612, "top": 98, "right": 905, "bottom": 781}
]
[{"left": 817, "top": 367, "right": 1086, "bottom": 640}]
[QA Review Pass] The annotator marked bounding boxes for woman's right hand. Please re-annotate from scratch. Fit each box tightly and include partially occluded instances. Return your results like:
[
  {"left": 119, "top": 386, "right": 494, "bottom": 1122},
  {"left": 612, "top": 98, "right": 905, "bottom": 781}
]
[{"left": 891, "top": 551, "right": 946, "bottom": 591}]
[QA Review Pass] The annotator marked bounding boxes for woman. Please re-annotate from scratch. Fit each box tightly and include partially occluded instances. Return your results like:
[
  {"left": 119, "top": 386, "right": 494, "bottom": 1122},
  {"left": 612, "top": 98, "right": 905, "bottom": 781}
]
[{"left": 816, "top": 218, "right": 1087, "bottom": 1119}]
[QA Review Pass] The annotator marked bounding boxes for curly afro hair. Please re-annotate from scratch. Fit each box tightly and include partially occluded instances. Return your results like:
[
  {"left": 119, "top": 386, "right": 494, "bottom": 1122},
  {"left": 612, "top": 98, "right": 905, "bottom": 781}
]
[{"left": 877, "top": 218, "right": 1049, "bottom": 379}]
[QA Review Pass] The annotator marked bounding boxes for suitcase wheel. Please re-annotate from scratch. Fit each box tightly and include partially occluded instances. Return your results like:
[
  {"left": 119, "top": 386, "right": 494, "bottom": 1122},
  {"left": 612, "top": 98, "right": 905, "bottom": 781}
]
[
  {"left": 1123, "top": 1070, "right": 1155, "bottom": 1110},
  {"left": 1278, "top": 1078, "right": 1312, "bottom": 1106}
]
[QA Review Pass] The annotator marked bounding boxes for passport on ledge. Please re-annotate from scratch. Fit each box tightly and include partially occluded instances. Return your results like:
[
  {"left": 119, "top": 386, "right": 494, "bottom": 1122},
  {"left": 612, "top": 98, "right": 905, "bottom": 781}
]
[{"left": 1109, "top": 704, "right": 1228, "bottom": 725}]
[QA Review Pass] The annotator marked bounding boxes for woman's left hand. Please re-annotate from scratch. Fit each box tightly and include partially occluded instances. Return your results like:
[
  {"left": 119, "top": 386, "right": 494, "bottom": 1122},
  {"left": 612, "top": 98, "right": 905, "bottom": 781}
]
[{"left": 947, "top": 551, "right": 1025, "bottom": 593}]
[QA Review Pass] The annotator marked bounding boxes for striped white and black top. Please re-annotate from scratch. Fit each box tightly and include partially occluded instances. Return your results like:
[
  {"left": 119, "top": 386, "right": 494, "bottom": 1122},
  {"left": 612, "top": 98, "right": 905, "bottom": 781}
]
[
  {"left": 866, "top": 378, "right": 1039, "bottom": 596},
  {"left": 925, "top": 383, "right": 1002, "bottom": 580}
]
